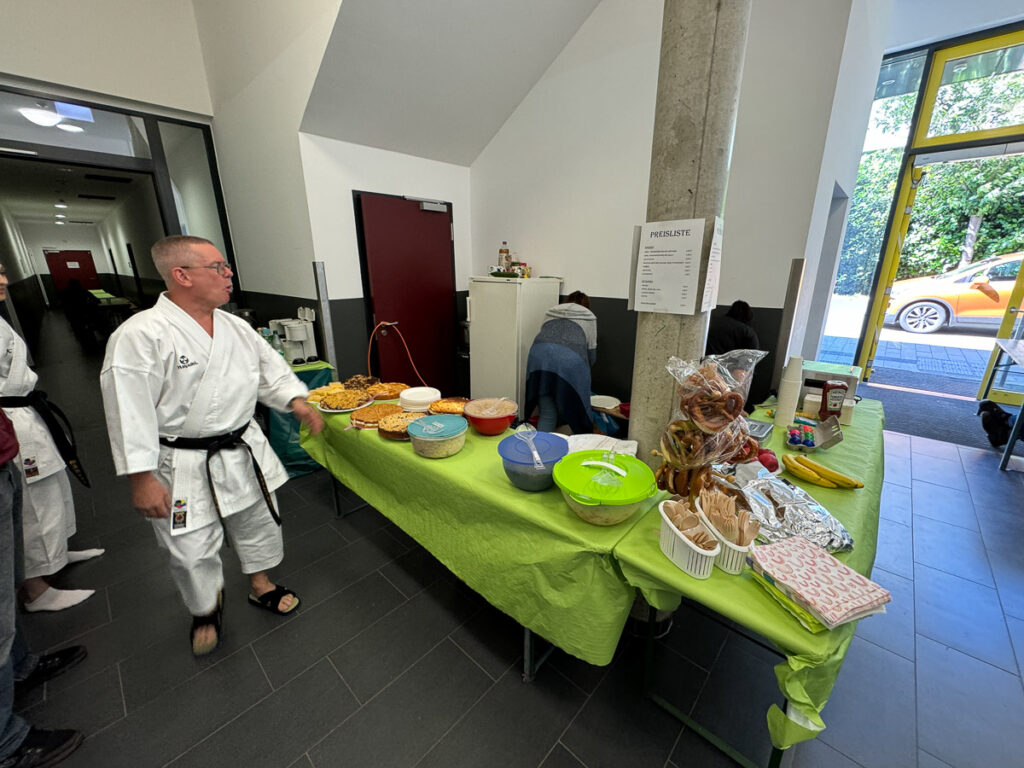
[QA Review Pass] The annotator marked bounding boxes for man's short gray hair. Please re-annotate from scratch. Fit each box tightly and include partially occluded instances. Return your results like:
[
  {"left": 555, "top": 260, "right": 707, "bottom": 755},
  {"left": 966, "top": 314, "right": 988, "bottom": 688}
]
[{"left": 151, "top": 235, "right": 216, "bottom": 283}]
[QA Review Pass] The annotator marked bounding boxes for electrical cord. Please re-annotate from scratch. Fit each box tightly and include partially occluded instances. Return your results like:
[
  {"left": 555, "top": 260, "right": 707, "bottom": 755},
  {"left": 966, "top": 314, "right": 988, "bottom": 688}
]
[{"left": 367, "top": 321, "right": 428, "bottom": 387}]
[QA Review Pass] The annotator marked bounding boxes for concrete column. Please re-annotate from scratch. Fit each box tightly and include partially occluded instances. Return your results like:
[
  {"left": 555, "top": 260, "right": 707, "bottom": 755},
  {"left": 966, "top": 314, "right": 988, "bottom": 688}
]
[{"left": 628, "top": 0, "right": 751, "bottom": 463}]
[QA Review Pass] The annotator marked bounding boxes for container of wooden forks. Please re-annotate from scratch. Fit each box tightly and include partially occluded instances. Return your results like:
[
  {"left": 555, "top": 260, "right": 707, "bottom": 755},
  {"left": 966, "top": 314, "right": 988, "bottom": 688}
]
[{"left": 658, "top": 498, "right": 720, "bottom": 579}]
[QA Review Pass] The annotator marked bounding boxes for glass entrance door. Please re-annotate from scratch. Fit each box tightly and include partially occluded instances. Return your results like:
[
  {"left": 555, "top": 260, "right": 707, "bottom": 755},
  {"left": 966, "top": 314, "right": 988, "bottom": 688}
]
[{"left": 977, "top": 266, "right": 1024, "bottom": 405}]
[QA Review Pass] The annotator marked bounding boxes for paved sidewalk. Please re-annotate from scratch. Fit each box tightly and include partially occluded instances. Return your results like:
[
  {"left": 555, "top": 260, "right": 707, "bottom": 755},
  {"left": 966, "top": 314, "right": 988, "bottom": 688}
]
[{"left": 820, "top": 335, "right": 992, "bottom": 381}]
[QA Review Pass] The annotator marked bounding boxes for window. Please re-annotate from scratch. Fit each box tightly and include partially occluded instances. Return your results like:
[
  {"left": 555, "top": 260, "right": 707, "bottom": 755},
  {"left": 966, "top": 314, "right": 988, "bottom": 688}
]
[{"left": 987, "top": 259, "right": 1022, "bottom": 280}]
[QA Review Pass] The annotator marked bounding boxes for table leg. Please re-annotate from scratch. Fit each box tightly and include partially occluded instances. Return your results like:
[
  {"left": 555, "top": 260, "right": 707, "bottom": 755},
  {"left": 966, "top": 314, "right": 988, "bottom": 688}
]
[
  {"left": 999, "top": 408, "right": 1023, "bottom": 471},
  {"left": 522, "top": 627, "right": 554, "bottom": 683},
  {"left": 642, "top": 606, "right": 790, "bottom": 768}
]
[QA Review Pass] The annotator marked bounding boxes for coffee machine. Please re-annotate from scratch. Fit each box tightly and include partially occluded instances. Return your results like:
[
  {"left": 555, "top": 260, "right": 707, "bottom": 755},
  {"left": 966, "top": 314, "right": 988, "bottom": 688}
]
[{"left": 279, "top": 307, "right": 318, "bottom": 364}]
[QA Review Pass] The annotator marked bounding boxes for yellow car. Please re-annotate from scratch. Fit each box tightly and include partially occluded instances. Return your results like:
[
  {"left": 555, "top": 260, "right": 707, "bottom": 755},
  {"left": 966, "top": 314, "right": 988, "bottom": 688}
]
[{"left": 884, "top": 252, "right": 1023, "bottom": 333}]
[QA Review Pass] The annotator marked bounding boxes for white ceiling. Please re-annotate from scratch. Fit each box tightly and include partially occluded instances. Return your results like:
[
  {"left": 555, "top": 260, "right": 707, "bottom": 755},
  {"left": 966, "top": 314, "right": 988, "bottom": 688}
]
[
  {"left": 888, "top": 0, "right": 1024, "bottom": 52},
  {"left": 0, "top": 156, "right": 149, "bottom": 224},
  {"left": 300, "top": 0, "right": 601, "bottom": 165}
]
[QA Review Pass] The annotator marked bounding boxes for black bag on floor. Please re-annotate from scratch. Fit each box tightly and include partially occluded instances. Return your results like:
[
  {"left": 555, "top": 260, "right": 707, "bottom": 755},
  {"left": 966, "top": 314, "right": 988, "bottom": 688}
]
[{"left": 977, "top": 400, "right": 1012, "bottom": 448}]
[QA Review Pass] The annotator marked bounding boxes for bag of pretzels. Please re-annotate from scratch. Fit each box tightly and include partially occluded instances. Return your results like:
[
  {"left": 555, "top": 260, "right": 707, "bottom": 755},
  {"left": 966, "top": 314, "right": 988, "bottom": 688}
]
[{"left": 653, "top": 352, "right": 767, "bottom": 499}]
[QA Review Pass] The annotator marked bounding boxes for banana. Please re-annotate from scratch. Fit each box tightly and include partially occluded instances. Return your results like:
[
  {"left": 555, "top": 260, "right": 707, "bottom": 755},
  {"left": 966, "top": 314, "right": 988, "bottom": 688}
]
[
  {"left": 781, "top": 454, "right": 838, "bottom": 488},
  {"left": 794, "top": 454, "right": 863, "bottom": 489}
]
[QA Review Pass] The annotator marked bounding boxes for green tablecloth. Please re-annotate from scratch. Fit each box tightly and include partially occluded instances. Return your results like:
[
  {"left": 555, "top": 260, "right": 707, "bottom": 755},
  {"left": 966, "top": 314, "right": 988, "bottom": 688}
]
[
  {"left": 612, "top": 399, "right": 885, "bottom": 750},
  {"left": 301, "top": 415, "right": 657, "bottom": 665},
  {"left": 290, "top": 360, "right": 334, "bottom": 374}
]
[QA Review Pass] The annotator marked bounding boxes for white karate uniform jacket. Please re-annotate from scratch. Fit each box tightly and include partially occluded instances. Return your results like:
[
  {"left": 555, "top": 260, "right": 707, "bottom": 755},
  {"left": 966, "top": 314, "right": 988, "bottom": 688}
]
[
  {"left": 0, "top": 318, "right": 63, "bottom": 482},
  {"left": 101, "top": 294, "right": 307, "bottom": 536}
]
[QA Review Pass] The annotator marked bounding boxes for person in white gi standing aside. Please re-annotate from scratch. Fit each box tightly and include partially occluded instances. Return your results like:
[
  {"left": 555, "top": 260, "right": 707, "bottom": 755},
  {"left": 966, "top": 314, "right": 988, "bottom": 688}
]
[
  {"left": 100, "top": 236, "right": 324, "bottom": 656},
  {"left": 0, "top": 264, "right": 102, "bottom": 613}
]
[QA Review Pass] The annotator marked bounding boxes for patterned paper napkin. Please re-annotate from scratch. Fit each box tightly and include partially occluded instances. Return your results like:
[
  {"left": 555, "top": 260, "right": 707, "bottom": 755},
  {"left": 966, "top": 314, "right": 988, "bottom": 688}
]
[{"left": 748, "top": 536, "right": 891, "bottom": 630}]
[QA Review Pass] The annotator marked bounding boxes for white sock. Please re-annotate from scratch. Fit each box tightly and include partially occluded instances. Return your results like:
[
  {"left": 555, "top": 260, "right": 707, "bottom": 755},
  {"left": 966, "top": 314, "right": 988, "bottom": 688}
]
[
  {"left": 66, "top": 549, "right": 105, "bottom": 563},
  {"left": 24, "top": 588, "right": 95, "bottom": 612}
]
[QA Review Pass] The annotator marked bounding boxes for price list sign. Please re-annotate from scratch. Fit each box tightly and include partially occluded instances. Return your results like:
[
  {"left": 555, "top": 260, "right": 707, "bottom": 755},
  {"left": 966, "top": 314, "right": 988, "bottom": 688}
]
[{"left": 633, "top": 218, "right": 706, "bottom": 315}]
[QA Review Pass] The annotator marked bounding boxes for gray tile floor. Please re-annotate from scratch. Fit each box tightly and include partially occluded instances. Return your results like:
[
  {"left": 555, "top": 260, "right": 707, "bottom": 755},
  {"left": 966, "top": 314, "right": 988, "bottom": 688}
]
[{"left": 14, "top": 312, "right": 1024, "bottom": 767}]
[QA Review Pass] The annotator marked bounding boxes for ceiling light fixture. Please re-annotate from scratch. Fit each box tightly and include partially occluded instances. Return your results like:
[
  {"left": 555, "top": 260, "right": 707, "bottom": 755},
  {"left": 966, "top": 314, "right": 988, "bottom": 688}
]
[
  {"left": 54, "top": 202, "right": 68, "bottom": 209},
  {"left": 55, "top": 221, "right": 66, "bottom": 225},
  {"left": 0, "top": 147, "right": 39, "bottom": 156},
  {"left": 56, "top": 124, "right": 84, "bottom": 133},
  {"left": 881, "top": 79, "right": 896, "bottom": 86},
  {"left": 18, "top": 107, "right": 62, "bottom": 127},
  {"left": 55, "top": 214, "right": 66, "bottom": 219}
]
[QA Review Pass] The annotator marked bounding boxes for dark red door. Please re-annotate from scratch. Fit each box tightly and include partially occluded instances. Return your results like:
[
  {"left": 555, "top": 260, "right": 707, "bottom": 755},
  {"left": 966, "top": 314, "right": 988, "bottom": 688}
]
[
  {"left": 357, "top": 193, "right": 457, "bottom": 395},
  {"left": 44, "top": 250, "right": 100, "bottom": 294}
]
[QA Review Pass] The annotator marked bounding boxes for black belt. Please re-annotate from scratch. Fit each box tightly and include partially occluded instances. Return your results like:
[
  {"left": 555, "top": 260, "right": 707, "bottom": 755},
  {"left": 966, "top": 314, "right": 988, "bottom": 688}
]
[
  {"left": 159, "top": 424, "right": 280, "bottom": 526},
  {"left": 0, "top": 391, "right": 90, "bottom": 487}
]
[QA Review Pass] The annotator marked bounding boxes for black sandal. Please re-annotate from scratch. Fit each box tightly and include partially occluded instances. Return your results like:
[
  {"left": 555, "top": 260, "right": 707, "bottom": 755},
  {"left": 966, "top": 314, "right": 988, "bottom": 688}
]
[
  {"left": 247, "top": 585, "right": 299, "bottom": 615},
  {"left": 191, "top": 590, "right": 223, "bottom": 657}
]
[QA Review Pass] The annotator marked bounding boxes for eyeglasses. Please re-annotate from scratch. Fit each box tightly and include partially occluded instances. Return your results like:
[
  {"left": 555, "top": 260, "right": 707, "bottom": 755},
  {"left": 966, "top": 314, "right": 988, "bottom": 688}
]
[{"left": 179, "top": 261, "right": 233, "bottom": 277}]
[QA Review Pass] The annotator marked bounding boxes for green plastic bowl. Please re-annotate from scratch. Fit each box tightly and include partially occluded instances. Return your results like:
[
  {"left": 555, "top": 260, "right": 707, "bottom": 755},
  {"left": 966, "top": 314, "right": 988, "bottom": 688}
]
[{"left": 552, "top": 450, "right": 657, "bottom": 526}]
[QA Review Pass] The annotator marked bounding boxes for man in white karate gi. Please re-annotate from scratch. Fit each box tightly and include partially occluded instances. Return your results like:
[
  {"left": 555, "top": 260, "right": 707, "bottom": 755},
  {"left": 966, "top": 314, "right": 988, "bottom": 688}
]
[
  {"left": 0, "top": 266, "right": 102, "bottom": 613},
  {"left": 101, "top": 235, "right": 323, "bottom": 655}
]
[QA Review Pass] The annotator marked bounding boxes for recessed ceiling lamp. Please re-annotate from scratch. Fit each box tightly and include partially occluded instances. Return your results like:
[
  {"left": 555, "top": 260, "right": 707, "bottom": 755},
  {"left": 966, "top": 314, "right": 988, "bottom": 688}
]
[
  {"left": 55, "top": 221, "right": 66, "bottom": 225},
  {"left": 18, "top": 107, "right": 62, "bottom": 127},
  {"left": 54, "top": 201, "right": 68, "bottom": 209},
  {"left": 55, "top": 214, "right": 66, "bottom": 219},
  {"left": 56, "top": 124, "right": 83, "bottom": 133},
  {"left": 881, "top": 79, "right": 896, "bottom": 86}
]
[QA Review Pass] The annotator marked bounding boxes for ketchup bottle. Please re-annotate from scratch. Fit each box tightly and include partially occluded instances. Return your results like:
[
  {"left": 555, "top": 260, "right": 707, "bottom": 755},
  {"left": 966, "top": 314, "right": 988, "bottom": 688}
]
[{"left": 818, "top": 380, "right": 848, "bottom": 422}]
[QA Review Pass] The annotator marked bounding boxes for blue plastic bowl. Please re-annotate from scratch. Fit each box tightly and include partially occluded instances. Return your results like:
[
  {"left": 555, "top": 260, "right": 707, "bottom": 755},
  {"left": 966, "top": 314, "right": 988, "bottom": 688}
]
[{"left": 497, "top": 432, "right": 569, "bottom": 491}]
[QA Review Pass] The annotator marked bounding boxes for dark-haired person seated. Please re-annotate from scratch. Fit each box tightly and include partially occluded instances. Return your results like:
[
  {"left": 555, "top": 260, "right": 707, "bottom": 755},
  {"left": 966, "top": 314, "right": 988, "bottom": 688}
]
[{"left": 706, "top": 300, "right": 760, "bottom": 355}]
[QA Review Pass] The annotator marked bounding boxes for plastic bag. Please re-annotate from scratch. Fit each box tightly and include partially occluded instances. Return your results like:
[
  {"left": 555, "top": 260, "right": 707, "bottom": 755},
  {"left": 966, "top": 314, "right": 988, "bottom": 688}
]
[
  {"left": 701, "top": 349, "right": 767, "bottom": 403},
  {"left": 665, "top": 351, "right": 766, "bottom": 434}
]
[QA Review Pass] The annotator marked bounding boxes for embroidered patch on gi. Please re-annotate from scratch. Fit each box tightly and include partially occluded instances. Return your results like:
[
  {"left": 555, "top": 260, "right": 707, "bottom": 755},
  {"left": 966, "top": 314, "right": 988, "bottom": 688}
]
[
  {"left": 176, "top": 354, "right": 198, "bottom": 370},
  {"left": 23, "top": 457, "right": 39, "bottom": 478},
  {"left": 172, "top": 499, "right": 188, "bottom": 529}
]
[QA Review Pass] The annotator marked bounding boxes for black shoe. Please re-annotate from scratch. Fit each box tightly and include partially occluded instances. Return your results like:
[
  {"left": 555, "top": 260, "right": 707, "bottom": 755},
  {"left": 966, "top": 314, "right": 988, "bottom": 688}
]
[
  {"left": 16, "top": 647, "right": 87, "bottom": 694},
  {"left": 0, "top": 728, "right": 83, "bottom": 768}
]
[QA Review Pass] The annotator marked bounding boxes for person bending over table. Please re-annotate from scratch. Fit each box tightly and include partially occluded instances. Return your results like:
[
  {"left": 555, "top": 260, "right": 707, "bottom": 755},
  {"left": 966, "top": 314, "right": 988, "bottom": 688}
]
[
  {"left": 100, "top": 236, "right": 323, "bottom": 656},
  {"left": 0, "top": 265, "right": 102, "bottom": 613},
  {"left": 525, "top": 291, "right": 596, "bottom": 434}
]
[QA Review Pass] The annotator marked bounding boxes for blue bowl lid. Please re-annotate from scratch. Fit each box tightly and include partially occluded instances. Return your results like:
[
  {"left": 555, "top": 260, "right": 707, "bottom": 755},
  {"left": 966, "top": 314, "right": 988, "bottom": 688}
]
[
  {"left": 497, "top": 431, "right": 568, "bottom": 466},
  {"left": 407, "top": 414, "right": 467, "bottom": 439}
]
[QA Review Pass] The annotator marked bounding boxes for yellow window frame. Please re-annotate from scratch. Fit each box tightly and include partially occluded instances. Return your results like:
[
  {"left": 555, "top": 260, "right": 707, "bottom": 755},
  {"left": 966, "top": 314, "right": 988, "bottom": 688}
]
[{"left": 912, "top": 28, "right": 1024, "bottom": 149}]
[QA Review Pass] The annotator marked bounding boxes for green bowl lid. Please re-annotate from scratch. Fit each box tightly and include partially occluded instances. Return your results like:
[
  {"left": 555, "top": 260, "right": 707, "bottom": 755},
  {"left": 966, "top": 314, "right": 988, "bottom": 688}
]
[
  {"left": 407, "top": 414, "right": 467, "bottom": 440},
  {"left": 552, "top": 450, "right": 656, "bottom": 505}
]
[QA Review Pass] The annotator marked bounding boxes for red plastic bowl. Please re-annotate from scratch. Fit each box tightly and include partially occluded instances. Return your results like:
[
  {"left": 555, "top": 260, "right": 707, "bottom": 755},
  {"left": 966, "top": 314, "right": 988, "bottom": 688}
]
[{"left": 463, "top": 398, "right": 518, "bottom": 436}]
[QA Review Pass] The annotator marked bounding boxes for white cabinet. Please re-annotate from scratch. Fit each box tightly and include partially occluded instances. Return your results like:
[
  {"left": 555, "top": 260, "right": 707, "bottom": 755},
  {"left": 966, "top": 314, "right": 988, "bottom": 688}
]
[{"left": 466, "top": 277, "right": 562, "bottom": 405}]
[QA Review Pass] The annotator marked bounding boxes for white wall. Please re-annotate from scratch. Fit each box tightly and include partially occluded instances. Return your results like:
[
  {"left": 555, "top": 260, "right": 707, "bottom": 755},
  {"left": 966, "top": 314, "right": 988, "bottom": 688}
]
[
  {"left": 94, "top": 182, "right": 167, "bottom": 283},
  {"left": 299, "top": 133, "right": 472, "bottom": 299},
  {"left": 191, "top": 0, "right": 342, "bottom": 299},
  {"left": 719, "top": 0, "right": 854, "bottom": 310},
  {"left": 470, "top": 0, "right": 662, "bottom": 298},
  {"left": 0, "top": 0, "right": 211, "bottom": 115},
  {"left": 792, "top": 0, "right": 892, "bottom": 357}
]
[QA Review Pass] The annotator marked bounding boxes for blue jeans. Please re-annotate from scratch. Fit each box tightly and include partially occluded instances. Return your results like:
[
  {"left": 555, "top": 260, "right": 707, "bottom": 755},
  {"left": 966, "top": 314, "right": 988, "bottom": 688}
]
[
  {"left": 0, "top": 460, "right": 33, "bottom": 758},
  {"left": 537, "top": 395, "right": 559, "bottom": 432}
]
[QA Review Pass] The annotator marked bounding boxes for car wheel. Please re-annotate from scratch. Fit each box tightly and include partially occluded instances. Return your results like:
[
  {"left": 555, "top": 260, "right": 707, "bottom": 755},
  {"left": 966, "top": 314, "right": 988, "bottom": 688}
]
[{"left": 898, "top": 301, "right": 947, "bottom": 333}]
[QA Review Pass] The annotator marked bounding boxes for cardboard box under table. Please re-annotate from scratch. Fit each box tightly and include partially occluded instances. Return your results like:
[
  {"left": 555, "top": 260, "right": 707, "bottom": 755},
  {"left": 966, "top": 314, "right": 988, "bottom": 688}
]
[
  {"left": 300, "top": 412, "right": 659, "bottom": 670},
  {"left": 611, "top": 399, "right": 884, "bottom": 764}
]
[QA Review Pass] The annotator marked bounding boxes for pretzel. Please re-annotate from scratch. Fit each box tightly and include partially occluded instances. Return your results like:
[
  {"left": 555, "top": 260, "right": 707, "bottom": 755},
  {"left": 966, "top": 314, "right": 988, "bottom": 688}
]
[{"left": 680, "top": 389, "right": 744, "bottom": 433}]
